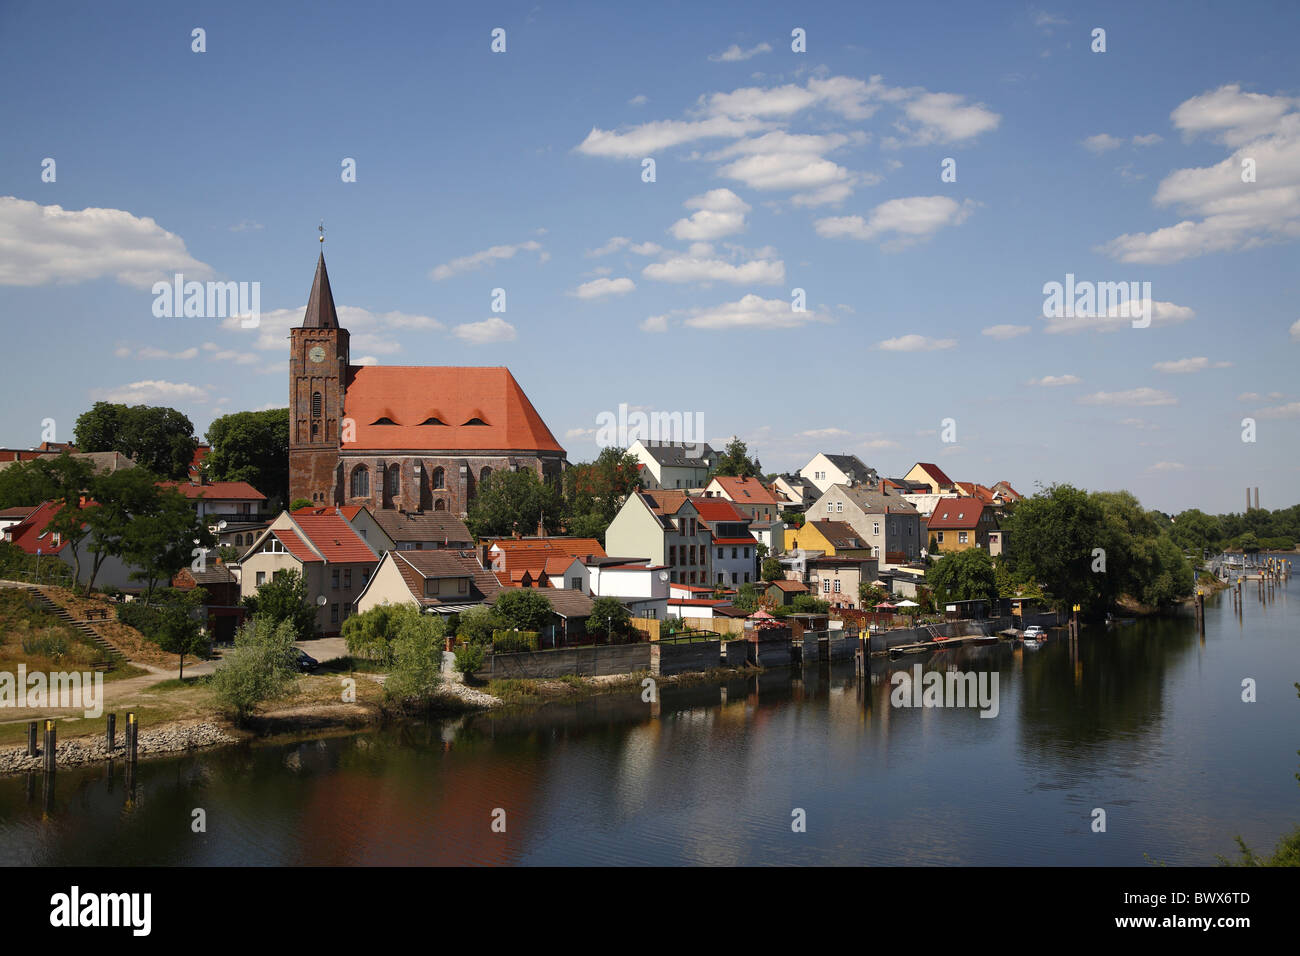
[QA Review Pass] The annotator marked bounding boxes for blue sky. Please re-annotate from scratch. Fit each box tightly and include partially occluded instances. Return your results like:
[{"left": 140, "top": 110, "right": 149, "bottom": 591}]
[{"left": 1, "top": 0, "right": 1297, "bottom": 514}]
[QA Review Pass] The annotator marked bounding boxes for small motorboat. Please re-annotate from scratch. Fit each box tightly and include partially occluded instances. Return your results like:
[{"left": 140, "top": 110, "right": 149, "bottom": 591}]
[{"left": 1022, "top": 625, "right": 1046, "bottom": 648}]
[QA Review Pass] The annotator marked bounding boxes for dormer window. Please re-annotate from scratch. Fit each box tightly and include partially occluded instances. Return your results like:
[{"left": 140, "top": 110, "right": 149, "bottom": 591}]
[
  {"left": 372, "top": 417, "right": 397, "bottom": 425},
  {"left": 419, "top": 417, "right": 447, "bottom": 426},
  {"left": 463, "top": 417, "right": 488, "bottom": 426}
]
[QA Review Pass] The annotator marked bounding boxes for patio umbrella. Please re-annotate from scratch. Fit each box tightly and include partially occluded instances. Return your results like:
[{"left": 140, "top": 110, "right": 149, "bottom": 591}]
[
  {"left": 751, "top": 609, "right": 775, "bottom": 619},
  {"left": 895, "top": 600, "right": 919, "bottom": 607},
  {"left": 874, "top": 602, "right": 897, "bottom": 609}
]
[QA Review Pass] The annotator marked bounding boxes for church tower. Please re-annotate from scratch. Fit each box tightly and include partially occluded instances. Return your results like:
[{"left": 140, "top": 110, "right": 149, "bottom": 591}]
[{"left": 288, "top": 251, "right": 349, "bottom": 505}]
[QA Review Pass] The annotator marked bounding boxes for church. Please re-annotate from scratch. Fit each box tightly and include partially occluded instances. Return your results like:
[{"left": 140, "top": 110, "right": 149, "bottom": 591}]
[{"left": 288, "top": 252, "right": 567, "bottom": 516}]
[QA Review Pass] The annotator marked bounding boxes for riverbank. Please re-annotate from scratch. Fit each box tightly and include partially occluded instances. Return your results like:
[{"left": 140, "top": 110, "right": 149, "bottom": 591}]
[{"left": 0, "top": 661, "right": 762, "bottom": 775}]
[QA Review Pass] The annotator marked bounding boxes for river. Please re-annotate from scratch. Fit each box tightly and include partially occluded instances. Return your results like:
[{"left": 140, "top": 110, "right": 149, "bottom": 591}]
[{"left": 1, "top": 580, "right": 1296, "bottom": 866}]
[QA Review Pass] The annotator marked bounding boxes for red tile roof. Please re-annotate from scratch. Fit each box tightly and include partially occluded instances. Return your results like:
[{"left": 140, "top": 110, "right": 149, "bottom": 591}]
[
  {"left": 342, "top": 366, "right": 564, "bottom": 454},
  {"left": 6, "top": 501, "right": 69, "bottom": 554},
  {"left": 162, "top": 480, "right": 266, "bottom": 501},
  {"left": 913, "top": 462, "right": 954, "bottom": 487},
  {"left": 711, "top": 537, "right": 757, "bottom": 546},
  {"left": 290, "top": 513, "right": 379, "bottom": 563},
  {"left": 767, "top": 579, "right": 808, "bottom": 592},
  {"left": 926, "top": 497, "right": 988, "bottom": 530},
  {"left": 292, "top": 504, "right": 364, "bottom": 521},
  {"left": 691, "top": 497, "right": 748, "bottom": 524},
  {"left": 708, "top": 476, "right": 780, "bottom": 506},
  {"left": 487, "top": 537, "right": 605, "bottom": 558},
  {"left": 272, "top": 527, "right": 321, "bottom": 563}
]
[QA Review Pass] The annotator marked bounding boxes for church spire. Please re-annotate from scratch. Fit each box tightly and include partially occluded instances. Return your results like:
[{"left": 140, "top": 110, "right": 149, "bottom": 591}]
[{"left": 301, "top": 250, "right": 339, "bottom": 329}]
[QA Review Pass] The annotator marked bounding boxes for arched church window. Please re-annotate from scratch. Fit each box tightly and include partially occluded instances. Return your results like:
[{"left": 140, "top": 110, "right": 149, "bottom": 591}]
[
  {"left": 432, "top": 467, "right": 445, "bottom": 490},
  {"left": 312, "top": 392, "right": 322, "bottom": 418},
  {"left": 351, "top": 465, "right": 369, "bottom": 498},
  {"left": 387, "top": 464, "right": 401, "bottom": 496}
]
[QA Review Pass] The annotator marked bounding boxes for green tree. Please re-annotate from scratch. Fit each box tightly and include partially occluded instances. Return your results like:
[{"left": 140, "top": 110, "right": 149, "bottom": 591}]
[
  {"left": 493, "top": 589, "right": 554, "bottom": 632},
  {"left": 761, "top": 557, "right": 784, "bottom": 582},
  {"left": 83, "top": 467, "right": 162, "bottom": 592},
  {"left": 456, "top": 603, "right": 505, "bottom": 646},
  {"left": 589, "top": 596, "right": 632, "bottom": 638},
  {"left": 925, "top": 548, "right": 999, "bottom": 607},
  {"left": 41, "top": 454, "right": 96, "bottom": 590},
  {"left": 563, "top": 447, "right": 642, "bottom": 543},
  {"left": 122, "top": 485, "right": 212, "bottom": 603},
  {"left": 204, "top": 408, "right": 291, "bottom": 507},
  {"left": 210, "top": 615, "right": 299, "bottom": 724},
  {"left": 1000, "top": 483, "right": 1108, "bottom": 618},
  {"left": 241, "top": 568, "right": 318, "bottom": 639},
  {"left": 0, "top": 458, "right": 59, "bottom": 509},
  {"left": 733, "top": 582, "right": 759, "bottom": 613},
  {"left": 74, "top": 402, "right": 197, "bottom": 479},
  {"left": 791, "top": 594, "right": 830, "bottom": 614},
  {"left": 382, "top": 611, "right": 446, "bottom": 708},
  {"left": 289, "top": 498, "right": 314, "bottom": 512},
  {"left": 152, "top": 587, "right": 209, "bottom": 679},
  {"left": 341, "top": 603, "right": 411, "bottom": 664},
  {"left": 711, "top": 437, "right": 762, "bottom": 478},
  {"left": 466, "top": 468, "right": 563, "bottom": 539}
]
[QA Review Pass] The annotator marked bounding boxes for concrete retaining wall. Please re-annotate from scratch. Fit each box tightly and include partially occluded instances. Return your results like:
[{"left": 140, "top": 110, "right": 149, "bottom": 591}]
[
  {"left": 800, "top": 634, "right": 820, "bottom": 662},
  {"left": 489, "top": 643, "right": 651, "bottom": 678},
  {"left": 724, "top": 640, "right": 749, "bottom": 667},
  {"left": 651, "top": 640, "right": 722, "bottom": 676},
  {"left": 825, "top": 636, "right": 857, "bottom": 661},
  {"left": 749, "top": 637, "right": 792, "bottom": 667}
]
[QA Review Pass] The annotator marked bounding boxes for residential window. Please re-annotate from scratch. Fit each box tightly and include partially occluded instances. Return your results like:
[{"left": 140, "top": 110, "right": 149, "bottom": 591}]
[
  {"left": 731, "top": 548, "right": 737, "bottom": 559},
  {"left": 743, "top": 548, "right": 749, "bottom": 559},
  {"left": 330, "top": 604, "right": 339, "bottom": 624},
  {"left": 459, "top": 578, "right": 468, "bottom": 594},
  {"left": 344, "top": 569, "right": 352, "bottom": 589},
  {"left": 959, "top": 531, "right": 969, "bottom": 544},
  {"left": 717, "top": 547, "right": 724, "bottom": 559},
  {"left": 731, "top": 573, "right": 738, "bottom": 584},
  {"left": 425, "top": 579, "right": 441, "bottom": 597},
  {"left": 744, "top": 573, "right": 750, "bottom": 583},
  {"left": 826, "top": 503, "right": 833, "bottom": 513},
  {"left": 823, "top": 579, "right": 831, "bottom": 593},
  {"left": 937, "top": 532, "right": 945, "bottom": 543},
  {"left": 873, "top": 522, "right": 880, "bottom": 536},
  {"left": 717, "top": 573, "right": 724, "bottom": 584},
  {"left": 256, "top": 571, "right": 266, "bottom": 586},
  {"left": 669, "top": 545, "right": 677, "bottom": 564},
  {"left": 332, "top": 569, "right": 340, "bottom": 589},
  {"left": 571, "top": 577, "right": 581, "bottom": 590},
  {"left": 834, "top": 580, "right": 842, "bottom": 593},
  {"left": 836, "top": 502, "right": 843, "bottom": 512}
]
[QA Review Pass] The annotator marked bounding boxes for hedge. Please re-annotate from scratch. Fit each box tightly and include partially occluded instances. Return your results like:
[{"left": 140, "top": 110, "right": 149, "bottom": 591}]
[{"left": 492, "top": 629, "right": 540, "bottom": 654}]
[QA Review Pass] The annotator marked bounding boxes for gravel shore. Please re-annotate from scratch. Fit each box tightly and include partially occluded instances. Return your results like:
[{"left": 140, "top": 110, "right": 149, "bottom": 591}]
[{"left": 0, "top": 721, "right": 237, "bottom": 775}]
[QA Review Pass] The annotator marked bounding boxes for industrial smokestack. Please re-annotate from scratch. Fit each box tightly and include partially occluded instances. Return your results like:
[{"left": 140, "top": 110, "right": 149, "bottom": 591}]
[
  {"left": 1255, "top": 487, "right": 1260, "bottom": 511},
  {"left": 1247, "top": 487, "right": 1252, "bottom": 512}
]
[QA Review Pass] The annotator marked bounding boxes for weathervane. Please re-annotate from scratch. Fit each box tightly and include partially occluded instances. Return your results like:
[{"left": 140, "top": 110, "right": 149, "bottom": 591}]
[{"left": 319, "top": 220, "right": 325, "bottom": 245}]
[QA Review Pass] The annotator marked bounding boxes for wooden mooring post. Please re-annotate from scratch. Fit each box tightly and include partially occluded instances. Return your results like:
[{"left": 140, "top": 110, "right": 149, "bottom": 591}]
[
  {"left": 27, "top": 721, "right": 38, "bottom": 757},
  {"left": 127, "top": 711, "right": 138, "bottom": 765},
  {"left": 42, "top": 719, "right": 56, "bottom": 773},
  {"left": 106, "top": 713, "right": 115, "bottom": 753}
]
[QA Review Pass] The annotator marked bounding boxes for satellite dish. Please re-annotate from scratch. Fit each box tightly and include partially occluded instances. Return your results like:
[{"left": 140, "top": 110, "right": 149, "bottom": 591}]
[
  {"left": 658, "top": 571, "right": 669, "bottom": 582},
  {"left": 316, "top": 595, "right": 327, "bottom": 606}
]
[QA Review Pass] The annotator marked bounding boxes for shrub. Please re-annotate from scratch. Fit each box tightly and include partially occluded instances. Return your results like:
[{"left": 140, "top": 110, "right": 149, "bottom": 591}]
[
  {"left": 453, "top": 642, "right": 485, "bottom": 677},
  {"left": 383, "top": 612, "right": 446, "bottom": 708},
  {"left": 492, "top": 629, "right": 539, "bottom": 654},
  {"left": 493, "top": 589, "right": 553, "bottom": 632},
  {"left": 457, "top": 604, "right": 504, "bottom": 646},
  {"left": 21, "top": 628, "right": 69, "bottom": 659},
  {"left": 210, "top": 615, "right": 299, "bottom": 724}
]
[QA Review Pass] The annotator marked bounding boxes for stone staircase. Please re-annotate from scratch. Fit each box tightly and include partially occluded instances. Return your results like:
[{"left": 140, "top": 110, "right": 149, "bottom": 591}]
[{"left": 22, "top": 586, "right": 126, "bottom": 671}]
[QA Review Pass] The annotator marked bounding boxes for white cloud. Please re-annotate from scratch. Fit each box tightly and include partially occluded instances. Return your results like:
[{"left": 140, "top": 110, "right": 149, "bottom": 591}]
[
  {"left": 565, "top": 427, "right": 597, "bottom": 439},
  {"left": 642, "top": 254, "right": 784, "bottom": 285},
  {"left": 1042, "top": 299, "right": 1195, "bottom": 334},
  {"left": 1100, "top": 85, "right": 1300, "bottom": 264},
  {"left": 1152, "top": 356, "right": 1231, "bottom": 373},
  {"left": 709, "top": 42, "right": 772, "bottom": 63},
  {"left": 1132, "top": 133, "right": 1163, "bottom": 146},
  {"left": 354, "top": 355, "right": 379, "bottom": 366},
  {"left": 875, "top": 334, "right": 956, "bottom": 352},
  {"left": 1146, "top": 461, "right": 1186, "bottom": 472},
  {"left": 981, "top": 324, "right": 1031, "bottom": 339},
  {"left": 1027, "top": 374, "right": 1081, "bottom": 386},
  {"left": 576, "top": 116, "right": 765, "bottom": 159},
  {"left": 222, "top": 304, "right": 444, "bottom": 354},
  {"left": 669, "top": 189, "right": 752, "bottom": 240},
  {"left": 816, "top": 196, "right": 976, "bottom": 248},
  {"left": 651, "top": 294, "right": 826, "bottom": 331},
  {"left": 1255, "top": 401, "right": 1300, "bottom": 419},
  {"left": 892, "top": 92, "right": 1001, "bottom": 145},
  {"left": 452, "top": 317, "right": 517, "bottom": 345},
  {"left": 1237, "top": 392, "right": 1263, "bottom": 402},
  {"left": 1077, "top": 388, "right": 1178, "bottom": 406},
  {"left": 628, "top": 94, "right": 648, "bottom": 106},
  {"left": 572, "top": 276, "right": 636, "bottom": 299},
  {"left": 0, "top": 197, "right": 214, "bottom": 289},
  {"left": 1083, "top": 133, "right": 1124, "bottom": 153},
  {"left": 797, "top": 427, "right": 851, "bottom": 439},
  {"left": 92, "top": 380, "right": 208, "bottom": 404},
  {"left": 587, "top": 237, "right": 663, "bottom": 257},
  {"left": 229, "top": 219, "right": 263, "bottom": 232},
  {"left": 430, "top": 240, "right": 547, "bottom": 280},
  {"left": 114, "top": 345, "right": 200, "bottom": 360},
  {"left": 1290, "top": 318, "right": 1300, "bottom": 341}
]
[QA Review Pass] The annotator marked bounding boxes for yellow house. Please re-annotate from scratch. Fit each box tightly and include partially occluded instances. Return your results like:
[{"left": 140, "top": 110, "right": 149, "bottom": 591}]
[
  {"left": 903, "top": 462, "right": 956, "bottom": 495},
  {"left": 783, "top": 520, "right": 874, "bottom": 557}
]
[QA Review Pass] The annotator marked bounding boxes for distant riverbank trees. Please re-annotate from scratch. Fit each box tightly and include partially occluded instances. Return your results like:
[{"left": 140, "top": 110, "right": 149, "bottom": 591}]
[
  {"left": 1169, "top": 505, "right": 1299, "bottom": 554},
  {"left": 1000, "top": 483, "right": 1194, "bottom": 619}
]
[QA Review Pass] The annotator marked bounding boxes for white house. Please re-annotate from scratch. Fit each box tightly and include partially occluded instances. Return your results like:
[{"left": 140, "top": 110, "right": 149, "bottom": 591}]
[
  {"left": 628, "top": 440, "right": 717, "bottom": 490},
  {"left": 799, "top": 453, "right": 878, "bottom": 495}
]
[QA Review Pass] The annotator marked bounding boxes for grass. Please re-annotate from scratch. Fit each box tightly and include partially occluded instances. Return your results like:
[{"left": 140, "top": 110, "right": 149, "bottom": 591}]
[{"left": 0, "top": 589, "right": 146, "bottom": 681}]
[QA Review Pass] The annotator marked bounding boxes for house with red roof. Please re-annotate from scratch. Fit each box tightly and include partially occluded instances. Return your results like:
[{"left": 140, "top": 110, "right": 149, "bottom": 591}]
[
  {"left": 2, "top": 500, "right": 141, "bottom": 591},
  {"left": 926, "top": 496, "right": 999, "bottom": 554},
  {"left": 354, "top": 548, "right": 503, "bottom": 619},
  {"left": 693, "top": 496, "right": 757, "bottom": 589},
  {"left": 290, "top": 503, "right": 395, "bottom": 553},
  {"left": 161, "top": 477, "right": 267, "bottom": 525},
  {"left": 902, "top": 462, "right": 956, "bottom": 495},
  {"left": 239, "top": 509, "right": 381, "bottom": 635},
  {"left": 287, "top": 253, "right": 566, "bottom": 516}
]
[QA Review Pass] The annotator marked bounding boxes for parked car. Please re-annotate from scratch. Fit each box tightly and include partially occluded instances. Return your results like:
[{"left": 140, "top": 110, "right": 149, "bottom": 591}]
[{"left": 296, "top": 650, "right": 319, "bottom": 672}]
